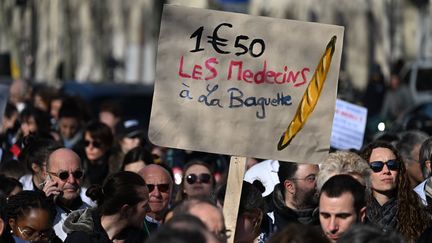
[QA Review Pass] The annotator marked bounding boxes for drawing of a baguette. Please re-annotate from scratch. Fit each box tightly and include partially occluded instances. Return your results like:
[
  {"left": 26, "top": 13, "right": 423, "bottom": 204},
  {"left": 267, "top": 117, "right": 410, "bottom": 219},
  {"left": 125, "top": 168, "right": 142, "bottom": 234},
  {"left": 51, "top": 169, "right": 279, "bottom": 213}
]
[{"left": 277, "top": 36, "right": 337, "bottom": 151}]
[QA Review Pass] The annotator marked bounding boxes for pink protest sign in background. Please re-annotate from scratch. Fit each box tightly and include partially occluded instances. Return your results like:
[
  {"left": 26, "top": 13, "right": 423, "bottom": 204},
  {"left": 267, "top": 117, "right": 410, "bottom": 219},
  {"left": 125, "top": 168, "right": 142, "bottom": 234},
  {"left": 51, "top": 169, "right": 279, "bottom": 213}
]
[{"left": 149, "top": 4, "right": 344, "bottom": 164}]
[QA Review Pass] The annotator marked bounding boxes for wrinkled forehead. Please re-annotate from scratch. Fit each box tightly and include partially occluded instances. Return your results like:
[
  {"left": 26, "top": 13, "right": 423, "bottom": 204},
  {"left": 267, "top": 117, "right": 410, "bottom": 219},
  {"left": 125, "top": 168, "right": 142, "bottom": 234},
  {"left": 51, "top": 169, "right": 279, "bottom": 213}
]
[
  {"left": 48, "top": 150, "right": 81, "bottom": 171},
  {"left": 144, "top": 171, "right": 172, "bottom": 184}
]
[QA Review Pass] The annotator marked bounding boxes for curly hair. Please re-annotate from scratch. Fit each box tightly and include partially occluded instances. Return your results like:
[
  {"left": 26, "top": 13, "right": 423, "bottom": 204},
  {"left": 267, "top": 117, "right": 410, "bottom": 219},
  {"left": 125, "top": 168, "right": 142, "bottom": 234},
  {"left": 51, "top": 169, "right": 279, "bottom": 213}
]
[
  {"left": 317, "top": 151, "right": 371, "bottom": 191},
  {"left": 360, "top": 141, "right": 431, "bottom": 241}
]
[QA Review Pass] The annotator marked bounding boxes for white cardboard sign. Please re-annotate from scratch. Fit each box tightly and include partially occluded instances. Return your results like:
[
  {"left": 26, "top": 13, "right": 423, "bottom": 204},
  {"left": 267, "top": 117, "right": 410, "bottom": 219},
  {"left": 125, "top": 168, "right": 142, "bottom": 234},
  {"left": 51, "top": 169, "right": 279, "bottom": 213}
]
[
  {"left": 330, "top": 99, "right": 368, "bottom": 151},
  {"left": 149, "top": 5, "right": 344, "bottom": 164}
]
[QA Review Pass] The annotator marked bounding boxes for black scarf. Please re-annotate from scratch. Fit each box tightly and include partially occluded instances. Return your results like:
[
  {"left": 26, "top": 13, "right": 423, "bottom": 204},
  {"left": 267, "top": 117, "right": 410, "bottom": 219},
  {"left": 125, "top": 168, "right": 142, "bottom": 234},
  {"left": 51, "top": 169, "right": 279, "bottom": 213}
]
[{"left": 366, "top": 196, "right": 397, "bottom": 232}]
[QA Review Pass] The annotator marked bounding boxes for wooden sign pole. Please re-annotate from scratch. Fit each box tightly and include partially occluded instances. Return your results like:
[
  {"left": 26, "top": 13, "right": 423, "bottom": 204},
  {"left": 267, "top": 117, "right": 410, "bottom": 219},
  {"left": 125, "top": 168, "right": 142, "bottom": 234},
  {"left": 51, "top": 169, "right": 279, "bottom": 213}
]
[{"left": 223, "top": 156, "right": 247, "bottom": 243}]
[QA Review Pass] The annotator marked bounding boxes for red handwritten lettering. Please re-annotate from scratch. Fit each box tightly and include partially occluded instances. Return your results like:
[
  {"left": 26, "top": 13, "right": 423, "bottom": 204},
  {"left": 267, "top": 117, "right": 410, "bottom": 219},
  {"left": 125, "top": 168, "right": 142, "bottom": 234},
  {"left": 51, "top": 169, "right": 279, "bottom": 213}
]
[
  {"left": 227, "top": 60, "right": 309, "bottom": 87},
  {"left": 204, "top": 57, "right": 218, "bottom": 81},
  {"left": 179, "top": 56, "right": 220, "bottom": 81},
  {"left": 178, "top": 56, "right": 191, "bottom": 78},
  {"left": 227, "top": 61, "right": 243, "bottom": 81}
]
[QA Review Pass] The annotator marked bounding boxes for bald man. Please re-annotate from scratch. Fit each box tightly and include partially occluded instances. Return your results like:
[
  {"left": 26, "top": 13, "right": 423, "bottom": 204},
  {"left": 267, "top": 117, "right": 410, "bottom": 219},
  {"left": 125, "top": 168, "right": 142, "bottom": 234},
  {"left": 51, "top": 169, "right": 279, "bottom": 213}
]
[
  {"left": 138, "top": 164, "right": 173, "bottom": 230},
  {"left": 42, "top": 148, "right": 91, "bottom": 240}
]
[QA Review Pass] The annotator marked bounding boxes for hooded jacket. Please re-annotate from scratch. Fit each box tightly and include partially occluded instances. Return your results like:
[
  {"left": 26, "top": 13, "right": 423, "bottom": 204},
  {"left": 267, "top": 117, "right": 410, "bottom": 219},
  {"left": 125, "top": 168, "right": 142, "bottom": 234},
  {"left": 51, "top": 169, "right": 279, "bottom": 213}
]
[
  {"left": 272, "top": 184, "right": 319, "bottom": 230},
  {"left": 63, "top": 208, "right": 145, "bottom": 243}
]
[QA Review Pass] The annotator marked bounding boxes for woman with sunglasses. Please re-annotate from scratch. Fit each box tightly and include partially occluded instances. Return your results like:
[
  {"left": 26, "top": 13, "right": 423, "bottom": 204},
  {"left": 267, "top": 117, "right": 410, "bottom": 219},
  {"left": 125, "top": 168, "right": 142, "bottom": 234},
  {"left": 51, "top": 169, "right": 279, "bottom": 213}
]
[
  {"left": 63, "top": 171, "right": 149, "bottom": 243},
  {"left": 5, "top": 190, "right": 62, "bottom": 243},
  {"left": 175, "top": 160, "right": 215, "bottom": 202},
  {"left": 360, "top": 141, "right": 431, "bottom": 242},
  {"left": 82, "top": 121, "right": 114, "bottom": 186}
]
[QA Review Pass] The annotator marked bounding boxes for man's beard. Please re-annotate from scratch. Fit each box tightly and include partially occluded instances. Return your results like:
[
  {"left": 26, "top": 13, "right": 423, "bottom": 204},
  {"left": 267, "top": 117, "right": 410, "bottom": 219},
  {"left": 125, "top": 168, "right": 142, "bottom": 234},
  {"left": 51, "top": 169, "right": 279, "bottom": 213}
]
[{"left": 294, "top": 185, "right": 317, "bottom": 209}]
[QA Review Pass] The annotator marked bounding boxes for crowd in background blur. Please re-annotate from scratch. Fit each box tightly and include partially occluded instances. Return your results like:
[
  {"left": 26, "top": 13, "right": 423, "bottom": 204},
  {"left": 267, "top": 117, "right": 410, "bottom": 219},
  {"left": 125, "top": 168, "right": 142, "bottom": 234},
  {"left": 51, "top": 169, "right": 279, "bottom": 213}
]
[{"left": 1, "top": 0, "right": 432, "bottom": 243}]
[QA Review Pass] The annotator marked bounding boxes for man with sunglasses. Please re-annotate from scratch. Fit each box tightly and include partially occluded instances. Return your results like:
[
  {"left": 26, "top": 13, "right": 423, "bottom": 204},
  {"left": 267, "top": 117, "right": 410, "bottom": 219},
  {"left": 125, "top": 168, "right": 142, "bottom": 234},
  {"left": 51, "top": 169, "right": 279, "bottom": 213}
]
[
  {"left": 272, "top": 161, "right": 320, "bottom": 231},
  {"left": 42, "top": 148, "right": 90, "bottom": 241},
  {"left": 138, "top": 164, "right": 173, "bottom": 233}
]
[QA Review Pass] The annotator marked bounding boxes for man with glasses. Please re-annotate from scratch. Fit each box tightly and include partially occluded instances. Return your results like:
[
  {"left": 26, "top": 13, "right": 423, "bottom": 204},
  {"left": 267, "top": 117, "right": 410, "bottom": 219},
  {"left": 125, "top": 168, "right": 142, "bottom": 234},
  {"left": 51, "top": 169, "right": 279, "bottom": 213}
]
[
  {"left": 414, "top": 137, "right": 432, "bottom": 206},
  {"left": 42, "top": 148, "right": 90, "bottom": 241},
  {"left": 272, "top": 161, "right": 319, "bottom": 231},
  {"left": 138, "top": 164, "right": 173, "bottom": 233},
  {"left": 396, "top": 130, "right": 428, "bottom": 189}
]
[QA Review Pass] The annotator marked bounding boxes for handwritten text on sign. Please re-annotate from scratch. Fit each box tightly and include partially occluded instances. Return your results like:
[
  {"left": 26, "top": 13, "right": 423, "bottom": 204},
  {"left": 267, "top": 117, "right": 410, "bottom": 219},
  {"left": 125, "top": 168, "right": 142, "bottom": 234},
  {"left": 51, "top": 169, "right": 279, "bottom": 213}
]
[
  {"left": 177, "top": 23, "right": 311, "bottom": 119},
  {"left": 149, "top": 5, "right": 344, "bottom": 163}
]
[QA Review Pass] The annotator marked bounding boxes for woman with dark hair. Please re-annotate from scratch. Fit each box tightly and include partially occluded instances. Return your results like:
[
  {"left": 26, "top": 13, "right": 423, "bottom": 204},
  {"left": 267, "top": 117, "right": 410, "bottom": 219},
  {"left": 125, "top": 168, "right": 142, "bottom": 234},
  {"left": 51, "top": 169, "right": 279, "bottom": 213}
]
[
  {"left": 82, "top": 120, "right": 114, "bottom": 186},
  {"left": 121, "top": 146, "right": 154, "bottom": 173},
  {"left": 18, "top": 135, "right": 62, "bottom": 191},
  {"left": 0, "top": 175, "right": 22, "bottom": 197},
  {"left": 63, "top": 171, "right": 149, "bottom": 242},
  {"left": 19, "top": 105, "right": 52, "bottom": 139},
  {"left": 360, "top": 141, "right": 431, "bottom": 242},
  {"left": 175, "top": 160, "right": 215, "bottom": 202},
  {"left": 5, "top": 190, "right": 62, "bottom": 243},
  {"left": 7, "top": 106, "right": 54, "bottom": 160}
]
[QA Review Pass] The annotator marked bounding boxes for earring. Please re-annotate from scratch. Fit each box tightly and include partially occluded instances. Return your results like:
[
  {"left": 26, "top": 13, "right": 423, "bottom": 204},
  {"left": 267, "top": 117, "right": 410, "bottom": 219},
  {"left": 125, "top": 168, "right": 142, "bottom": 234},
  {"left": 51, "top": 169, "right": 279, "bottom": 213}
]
[{"left": 10, "top": 229, "right": 13, "bottom": 234}]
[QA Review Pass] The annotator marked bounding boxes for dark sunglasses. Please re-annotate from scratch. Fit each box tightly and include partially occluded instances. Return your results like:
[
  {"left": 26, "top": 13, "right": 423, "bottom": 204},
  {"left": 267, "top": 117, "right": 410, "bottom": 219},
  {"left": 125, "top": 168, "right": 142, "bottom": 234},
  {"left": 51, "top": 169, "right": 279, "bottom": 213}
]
[
  {"left": 84, "top": 140, "right": 102, "bottom": 148},
  {"left": 186, "top": 173, "right": 212, "bottom": 184},
  {"left": 369, "top": 159, "right": 399, "bottom": 173},
  {"left": 47, "top": 170, "right": 84, "bottom": 181},
  {"left": 147, "top": 184, "right": 170, "bottom": 193}
]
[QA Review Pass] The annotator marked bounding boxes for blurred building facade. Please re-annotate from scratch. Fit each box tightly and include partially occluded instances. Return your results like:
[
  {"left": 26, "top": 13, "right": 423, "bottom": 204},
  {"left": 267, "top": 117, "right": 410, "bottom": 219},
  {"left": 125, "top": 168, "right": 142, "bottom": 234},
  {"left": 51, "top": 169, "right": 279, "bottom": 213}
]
[{"left": 0, "top": 0, "right": 431, "bottom": 91}]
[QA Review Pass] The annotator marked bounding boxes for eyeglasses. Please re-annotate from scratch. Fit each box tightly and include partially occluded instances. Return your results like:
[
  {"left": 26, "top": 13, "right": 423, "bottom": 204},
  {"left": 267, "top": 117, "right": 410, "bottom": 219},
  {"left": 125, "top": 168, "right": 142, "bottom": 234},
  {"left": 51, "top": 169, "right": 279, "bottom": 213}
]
[
  {"left": 147, "top": 183, "right": 170, "bottom": 193},
  {"left": 17, "top": 226, "right": 53, "bottom": 241},
  {"left": 369, "top": 159, "right": 399, "bottom": 173},
  {"left": 291, "top": 174, "right": 316, "bottom": 183},
  {"left": 47, "top": 170, "right": 84, "bottom": 181},
  {"left": 185, "top": 173, "right": 212, "bottom": 184},
  {"left": 84, "top": 140, "right": 102, "bottom": 148}
]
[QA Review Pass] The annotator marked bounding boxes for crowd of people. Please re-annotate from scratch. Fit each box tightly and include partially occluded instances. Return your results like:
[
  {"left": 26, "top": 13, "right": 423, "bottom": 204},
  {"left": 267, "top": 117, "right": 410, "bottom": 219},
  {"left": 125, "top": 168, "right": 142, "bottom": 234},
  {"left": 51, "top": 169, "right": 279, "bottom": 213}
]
[{"left": 1, "top": 77, "right": 432, "bottom": 243}]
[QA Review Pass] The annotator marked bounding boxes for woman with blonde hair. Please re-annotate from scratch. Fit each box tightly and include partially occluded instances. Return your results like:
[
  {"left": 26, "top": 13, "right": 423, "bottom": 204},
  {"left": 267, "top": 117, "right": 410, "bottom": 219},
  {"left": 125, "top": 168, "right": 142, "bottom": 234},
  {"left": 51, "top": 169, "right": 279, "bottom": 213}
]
[{"left": 316, "top": 151, "right": 371, "bottom": 191}]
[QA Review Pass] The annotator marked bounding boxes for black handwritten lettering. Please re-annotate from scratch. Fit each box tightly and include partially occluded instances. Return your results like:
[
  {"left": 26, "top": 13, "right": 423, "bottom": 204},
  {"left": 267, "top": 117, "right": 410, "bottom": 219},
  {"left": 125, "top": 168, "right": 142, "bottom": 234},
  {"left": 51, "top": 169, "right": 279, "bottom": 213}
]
[
  {"left": 189, "top": 23, "right": 266, "bottom": 57},
  {"left": 227, "top": 87, "right": 292, "bottom": 119},
  {"left": 207, "top": 23, "right": 231, "bottom": 54},
  {"left": 190, "top": 26, "right": 205, "bottom": 53},
  {"left": 198, "top": 84, "right": 223, "bottom": 108},
  {"left": 179, "top": 83, "right": 193, "bottom": 99}
]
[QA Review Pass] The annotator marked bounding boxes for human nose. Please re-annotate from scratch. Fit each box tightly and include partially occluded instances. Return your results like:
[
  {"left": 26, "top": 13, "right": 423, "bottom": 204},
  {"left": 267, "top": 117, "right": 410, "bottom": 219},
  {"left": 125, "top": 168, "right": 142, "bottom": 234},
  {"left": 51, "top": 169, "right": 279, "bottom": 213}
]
[
  {"left": 151, "top": 186, "right": 161, "bottom": 197},
  {"left": 66, "top": 172, "right": 77, "bottom": 184},
  {"left": 327, "top": 217, "right": 338, "bottom": 233},
  {"left": 382, "top": 163, "right": 391, "bottom": 174}
]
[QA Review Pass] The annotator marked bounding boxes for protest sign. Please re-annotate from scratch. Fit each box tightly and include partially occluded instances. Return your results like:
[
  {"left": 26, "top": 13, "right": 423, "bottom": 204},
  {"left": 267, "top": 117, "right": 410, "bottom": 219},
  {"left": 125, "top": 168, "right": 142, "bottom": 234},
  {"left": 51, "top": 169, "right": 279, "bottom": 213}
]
[
  {"left": 330, "top": 99, "right": 368, "bottom": 150},
  {"left": 149, "top": 5, "right": 344, "bottom": 164},
  {"left": 149, "top": 5, "right": 344, "bottom": 242}
]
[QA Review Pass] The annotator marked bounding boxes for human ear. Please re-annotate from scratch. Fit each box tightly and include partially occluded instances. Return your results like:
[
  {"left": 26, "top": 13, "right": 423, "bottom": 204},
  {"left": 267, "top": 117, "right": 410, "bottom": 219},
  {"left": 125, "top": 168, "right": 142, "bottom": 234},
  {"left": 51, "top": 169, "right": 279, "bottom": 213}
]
[
  {"left": 283, "top": 180, "right": 295, "bottom": 194},
  {"left": 0, "top": 218, "right": 4, "bottom": 236},
  {"left": 359, "top": 207, "right": 366, "bottom": 223},
  {"left": 119, "top": 204, "right": 131, "bottom": 218},
  {"left": 426, "top": 160, "right": 431, "bottom": 175},
  {"left": 8, "top": 218, "right": 16, "bottom": 231}
]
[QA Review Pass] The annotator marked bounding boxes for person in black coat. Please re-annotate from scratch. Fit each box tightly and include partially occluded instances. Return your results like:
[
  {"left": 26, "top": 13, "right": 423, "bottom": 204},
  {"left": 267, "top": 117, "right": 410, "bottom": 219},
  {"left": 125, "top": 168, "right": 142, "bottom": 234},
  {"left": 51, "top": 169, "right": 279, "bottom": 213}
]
[{"left": 63, "top": 171, "right": 150, "bottom": 243}]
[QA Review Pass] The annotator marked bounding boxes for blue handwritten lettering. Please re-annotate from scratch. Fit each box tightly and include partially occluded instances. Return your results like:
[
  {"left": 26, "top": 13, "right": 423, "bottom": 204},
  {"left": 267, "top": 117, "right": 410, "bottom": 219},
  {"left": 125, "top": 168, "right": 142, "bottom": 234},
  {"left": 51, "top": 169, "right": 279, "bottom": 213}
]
[
  {"left": 227, "top": 87, "right": 292, "bottom": 119},
  {"left": 198, "top": 84, "right": 223, "bottom": 108}
]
